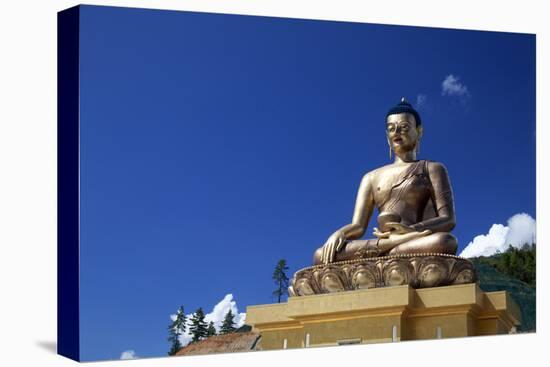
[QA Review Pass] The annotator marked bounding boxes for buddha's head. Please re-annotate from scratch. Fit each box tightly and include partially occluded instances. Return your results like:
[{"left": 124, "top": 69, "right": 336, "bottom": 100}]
[{"left": 385, "top": 98, "right": 423, "bottom": 156}]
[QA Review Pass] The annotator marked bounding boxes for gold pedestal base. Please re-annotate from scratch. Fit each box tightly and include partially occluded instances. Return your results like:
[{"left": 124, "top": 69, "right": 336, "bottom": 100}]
[
  {"left": 290, "top": 254, "right": 476, "bottom": 296},
  {"left": 246, "top": 283, "right": 521, "bottom": 350}
]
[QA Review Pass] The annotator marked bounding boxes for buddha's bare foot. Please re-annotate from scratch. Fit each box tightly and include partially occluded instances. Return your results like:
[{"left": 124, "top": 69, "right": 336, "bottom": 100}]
[
  {"left": 353, "top": 241, "right": 380, "bottom": 259},
  {"left": 389, "top": 232, "right": 458, "bottom": 255},
  {"left": 388, "top": 229, "right": 432, "bottom": 246}
]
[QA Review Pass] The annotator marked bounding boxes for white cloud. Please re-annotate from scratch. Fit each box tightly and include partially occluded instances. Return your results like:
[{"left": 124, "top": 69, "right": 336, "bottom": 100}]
[
  {"left": 416, "top": 94, "right": 427, "bottom": 108},
  {"left": 460, "top": 224, "right": 509, "bottom": 258},
  {"left": 204, "top": 294, "right": 246, "bottom": 331},
  {"left": 120, "top": 350, "right": 138, "bottom": 360},
  {"left": 441, "top": 74, "right": 470, "bottom": 97},
  {"left": 505, "top": 213, "right": 536, "bottom": 246},
  {"left": 459, "top": 213, "right": 536, "bottom": 258},
  {"left": 170, "top": 294, "right": 246, "bottom": 347}
]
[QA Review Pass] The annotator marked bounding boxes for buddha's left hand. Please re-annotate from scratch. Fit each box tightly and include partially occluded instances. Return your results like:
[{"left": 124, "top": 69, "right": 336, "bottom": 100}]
[
  {"left": 383, "top": 222, "right": 416, "bottom": 234},
  {"left": 373, "top": 222, "right": 414, "bottom": 238}
]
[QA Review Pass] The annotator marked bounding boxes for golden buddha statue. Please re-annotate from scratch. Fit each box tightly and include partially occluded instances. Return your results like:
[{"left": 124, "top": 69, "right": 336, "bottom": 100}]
[{"left": 313, "top": 98, "right": 458, "bottom": 265}]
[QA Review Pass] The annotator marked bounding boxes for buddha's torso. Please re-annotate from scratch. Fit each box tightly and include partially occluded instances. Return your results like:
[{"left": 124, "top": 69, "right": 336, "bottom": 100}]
[{"left": 371, "top": 160, "right": 434, "bottom": 228}]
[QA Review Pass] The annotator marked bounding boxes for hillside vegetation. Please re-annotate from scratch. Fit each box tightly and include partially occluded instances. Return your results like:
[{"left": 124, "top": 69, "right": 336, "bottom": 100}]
[{"left": 471, "top": 244, "right": 536, "bottom": 332}]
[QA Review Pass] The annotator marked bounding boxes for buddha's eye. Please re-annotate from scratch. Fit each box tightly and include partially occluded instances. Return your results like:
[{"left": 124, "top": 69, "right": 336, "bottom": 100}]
[{"left": 398, "top": 124, "right": 409, "bottom": 132}]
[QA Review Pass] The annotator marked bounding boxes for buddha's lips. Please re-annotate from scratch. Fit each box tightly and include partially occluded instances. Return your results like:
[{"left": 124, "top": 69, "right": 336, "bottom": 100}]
[{"left": 393, "top": 137, "right": 403, "bottom": 143}]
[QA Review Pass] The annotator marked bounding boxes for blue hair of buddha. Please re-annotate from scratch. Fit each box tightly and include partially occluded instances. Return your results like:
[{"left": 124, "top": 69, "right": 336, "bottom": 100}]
[{"left": 386, "top": 97, "right": 422, "bottom": 126}]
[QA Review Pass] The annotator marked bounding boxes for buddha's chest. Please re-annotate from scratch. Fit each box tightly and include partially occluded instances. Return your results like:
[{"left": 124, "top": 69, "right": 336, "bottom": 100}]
[{"left": 372, "top": 164, "right": 432, "bottom": 208}]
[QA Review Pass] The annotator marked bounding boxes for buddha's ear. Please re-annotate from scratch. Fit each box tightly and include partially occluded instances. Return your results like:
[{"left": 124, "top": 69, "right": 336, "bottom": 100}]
[{"left": 416, "top": 125, "right": 424, "bottom": 139}]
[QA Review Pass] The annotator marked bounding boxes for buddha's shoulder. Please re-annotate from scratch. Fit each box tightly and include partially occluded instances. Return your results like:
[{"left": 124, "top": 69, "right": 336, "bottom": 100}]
[
  {"left": 360, "top": 163, "right": 397, "bottom": 182},
  {"left": 424, "top": 160, "right": 449, "bottom": 173},
  {"left": 366, "top": 163, "right": 395, "bottom": 176},
  {"left": 362, "top": 160, "right": 449, "bottom": 181}
]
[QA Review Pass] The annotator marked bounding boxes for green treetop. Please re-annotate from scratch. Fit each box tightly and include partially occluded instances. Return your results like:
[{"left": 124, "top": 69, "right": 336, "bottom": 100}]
[
  {"left": 167, "top": 305, "right": 186, "bottom": 355},
  {"left": 219, "top": 309, "right": 236, "bottom": 334},
  {"left": 206, "top": 321, "right": 217, "bottom": 337},
  {"left": 272, "top": 259, "right": 290, "bottom": 303},
  {"left": 188, "top": 307, "right": 208, "bottom": 343}
]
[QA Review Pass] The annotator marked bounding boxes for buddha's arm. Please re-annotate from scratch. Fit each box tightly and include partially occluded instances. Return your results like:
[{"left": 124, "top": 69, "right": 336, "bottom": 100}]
[
  {"left": 410, "top": 162, "right": 456, "bottom": 233},
  {"left": 338, "top": 173, "right": 375, "bottom": 239},
  {"left": 320, "top": 173, "right": 376, "bottom": 263}
]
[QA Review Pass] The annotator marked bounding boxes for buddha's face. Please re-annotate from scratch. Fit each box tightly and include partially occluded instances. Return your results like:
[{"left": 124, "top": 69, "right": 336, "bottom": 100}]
[{"left": 386, "top": 113, "right": 422, "bottom": 154}]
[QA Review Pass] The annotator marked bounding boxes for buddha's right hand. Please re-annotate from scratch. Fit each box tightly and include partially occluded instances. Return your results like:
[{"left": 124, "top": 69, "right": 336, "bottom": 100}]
[{"left": 321, "top": 230, "right": 346, "bottom": 264}]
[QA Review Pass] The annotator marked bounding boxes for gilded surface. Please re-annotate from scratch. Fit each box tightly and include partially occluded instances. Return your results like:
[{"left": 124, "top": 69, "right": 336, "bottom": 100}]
[
  {"left": 290, "top": 254, "right": 476, "bottom": 296},
  {"left": 246, "top": 284, "right": 520, "bottom": 349},
  {"left": 314, "top": 98, "right": 458, "bottom": 265}
]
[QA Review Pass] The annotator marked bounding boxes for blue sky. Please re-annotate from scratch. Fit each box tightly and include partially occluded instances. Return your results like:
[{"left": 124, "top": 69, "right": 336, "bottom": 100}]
[{"left": 77, "top": 5, "right": 535, "bottom": 361}]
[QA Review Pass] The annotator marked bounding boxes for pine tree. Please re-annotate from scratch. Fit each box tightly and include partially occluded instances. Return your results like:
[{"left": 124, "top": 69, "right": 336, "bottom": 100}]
[
  {"left": 479, "top": 243, "right": 536, "bottom": 288},
  {"left": 272, "top": 259, "right": 289, "bottom": 303},
  {"left": 220, "top": 309, "right": 236, "bottom": 334},
  {"left": 206, "top": 321, "right": 217, "bottom": 337},
  {"left": 189, "top": 307, "right": 208, "bottom": 343},
  {"left": 167, "top": 306, "right": 186, "bottom": 355}
]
